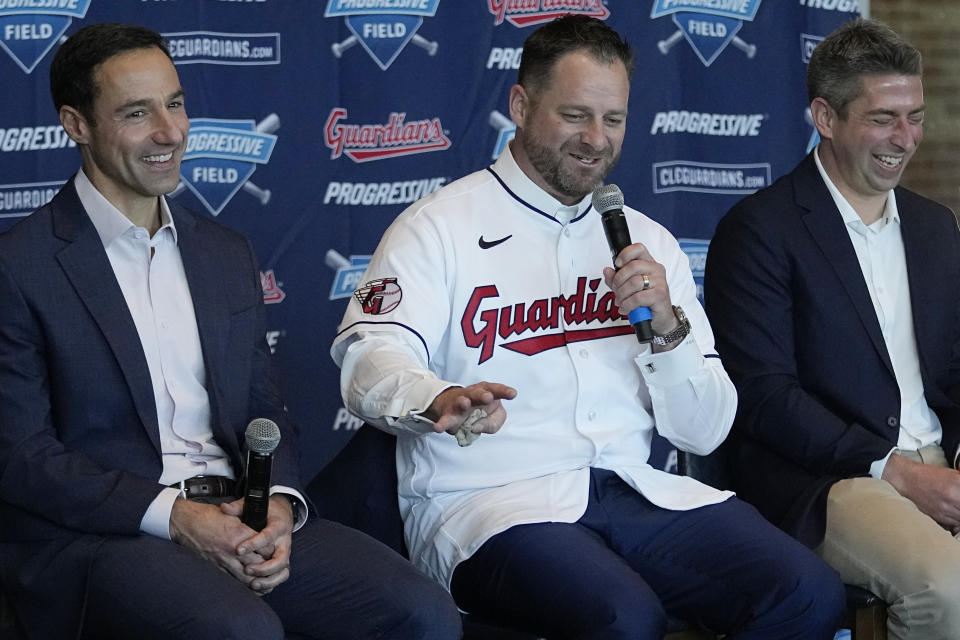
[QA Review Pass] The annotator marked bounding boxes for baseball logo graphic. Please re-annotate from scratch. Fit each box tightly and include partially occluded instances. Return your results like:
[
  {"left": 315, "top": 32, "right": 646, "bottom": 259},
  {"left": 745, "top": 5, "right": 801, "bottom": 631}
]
[{"left": 355, "top": 277, "right": 403, "bottom": 315}]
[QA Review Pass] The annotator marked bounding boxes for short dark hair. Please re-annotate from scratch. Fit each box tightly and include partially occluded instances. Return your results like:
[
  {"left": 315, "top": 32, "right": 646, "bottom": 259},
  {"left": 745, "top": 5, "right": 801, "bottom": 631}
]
[
  {"left": 518, "top": 15, "right": 634, "bottom": 96},
  {"left": 50, "top": 23, "right": 172, "bottom": 124},
  {"left": 807, "top": 17, "right": 921, "bottom": 117}
]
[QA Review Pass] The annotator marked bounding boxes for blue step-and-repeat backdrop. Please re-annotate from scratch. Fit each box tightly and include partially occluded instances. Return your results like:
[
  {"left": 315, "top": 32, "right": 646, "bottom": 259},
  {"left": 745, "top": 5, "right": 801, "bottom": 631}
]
[{"left": 0, "top": 0, "right": 859, "bottom": 481}]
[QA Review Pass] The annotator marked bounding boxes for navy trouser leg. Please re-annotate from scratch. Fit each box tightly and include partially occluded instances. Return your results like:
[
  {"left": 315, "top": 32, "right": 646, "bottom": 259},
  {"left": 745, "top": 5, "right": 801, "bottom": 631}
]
[
  {"left": 451, "top": 468, "right": 845, "bottom": 640},
  {"left": 82, "top": 520, "right": 461, "bottom": 640},
  {"left": 584, "top": 471, "right": 845, "bottom": 639},
  {"left": 452, "top": 520, "right": 669, "bottom": 640},
  {"left": 82, "top": 535, "right": 285, "bottom": 640},
  {"left": 265, "top": 519, "right": 462, "bottom": 640}
]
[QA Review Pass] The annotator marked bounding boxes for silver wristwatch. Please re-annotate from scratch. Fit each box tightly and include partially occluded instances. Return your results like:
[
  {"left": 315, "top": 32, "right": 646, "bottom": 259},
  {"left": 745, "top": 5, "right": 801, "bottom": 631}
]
[{"left": 652, "top": 306, "right": 691, "bottom": 346}]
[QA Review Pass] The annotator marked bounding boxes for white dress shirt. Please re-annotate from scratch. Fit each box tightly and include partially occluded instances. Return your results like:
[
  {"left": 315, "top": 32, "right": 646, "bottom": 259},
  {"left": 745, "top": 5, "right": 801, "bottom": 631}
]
[{"left": 814, "top": 148, "right": 943, "bottom": 478}]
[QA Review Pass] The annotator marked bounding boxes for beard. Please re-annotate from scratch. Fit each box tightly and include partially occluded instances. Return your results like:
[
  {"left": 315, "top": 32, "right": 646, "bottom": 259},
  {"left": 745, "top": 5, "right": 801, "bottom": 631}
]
[{"left": 516, "top": 127, "right": 620, "bottom": 201}]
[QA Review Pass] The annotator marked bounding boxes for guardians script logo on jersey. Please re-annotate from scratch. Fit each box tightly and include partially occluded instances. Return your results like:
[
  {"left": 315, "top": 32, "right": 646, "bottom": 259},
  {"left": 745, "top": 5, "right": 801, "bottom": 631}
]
[
  {"left": 164, "top": 31, "right": 281, "bottom": 66},
  {"left": 0, "top": 0, "right": 89, "bottom": 73},
  {"left": 325, "top": 0, "right": 440, "bottom": 70},
  {"left": 462, "top": 277, "right": 635, "bottom": 365},
  {"left": 651, "top": 0, "right": 761, "bottom": 67},
  {"left": 174, "top": 114, "right": 278, "bottom": 216},
  {"left": 356, "top": 277, "right": 402, "bottom": 315},
  {"left": 324, "top": 108, "right": 451, "bottom": 162},
  {"left": 488, "top": 0, "right": 609, "bottom": 27}
]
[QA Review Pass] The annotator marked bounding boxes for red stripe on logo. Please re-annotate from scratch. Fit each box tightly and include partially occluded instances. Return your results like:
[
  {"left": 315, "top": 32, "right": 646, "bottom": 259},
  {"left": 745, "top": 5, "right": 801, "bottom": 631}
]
[
  {"left": 345, "top": 140, "right": 451, "bottom": 162},
  {"left": 500, "top": 325, "right": 634, "bottom": 356}
]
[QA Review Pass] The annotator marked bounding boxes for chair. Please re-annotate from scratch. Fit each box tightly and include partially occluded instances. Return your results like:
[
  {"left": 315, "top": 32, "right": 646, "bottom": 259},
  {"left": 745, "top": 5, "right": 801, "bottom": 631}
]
[
  {"left": 306, "top": 424, "right": 718, "bottom": 640},
  {"left": 677, "top": 444, "right": 887, "bottom": 640}
]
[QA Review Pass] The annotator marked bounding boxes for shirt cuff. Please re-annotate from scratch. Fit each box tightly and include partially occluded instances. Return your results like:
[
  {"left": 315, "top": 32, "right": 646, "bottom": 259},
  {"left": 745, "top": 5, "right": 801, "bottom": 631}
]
[
  {"left": 635, "top": 334, "right": 700, "bottom": 387},
  {"left": 270, "top": 486, "right": 308, "bottom": 532},
  {"left": 380, "top": 382, "right": 459, "bottom": 434},
  {"left": 139, "top": 486, "right": 181, "bottom": 539},
  {"left": 870, "top": 447, "right": 899, "bottom": 479}
]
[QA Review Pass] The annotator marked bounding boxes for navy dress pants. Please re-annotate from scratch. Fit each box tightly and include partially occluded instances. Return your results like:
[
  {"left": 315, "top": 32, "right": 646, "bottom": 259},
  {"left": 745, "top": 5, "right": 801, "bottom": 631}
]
[
  {"left": 79, "top": 518, "right": 462, "bottom": 640},
  {"left": 451, "top": 468, "right": 845, "bottom": 640}
]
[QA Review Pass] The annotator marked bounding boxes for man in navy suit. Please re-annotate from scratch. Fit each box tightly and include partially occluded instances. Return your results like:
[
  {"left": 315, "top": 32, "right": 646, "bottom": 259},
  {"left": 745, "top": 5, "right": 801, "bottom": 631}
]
[
  {"left": 705, "top": 18, "right": 960, "bottom": 639},
  {"left": 0, "top": 23, "right": 461, "bottom": 640}
]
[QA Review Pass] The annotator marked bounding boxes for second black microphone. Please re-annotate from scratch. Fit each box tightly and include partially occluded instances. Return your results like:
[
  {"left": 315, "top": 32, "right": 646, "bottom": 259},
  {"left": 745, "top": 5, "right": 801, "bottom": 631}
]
[{"left": 592, "top": 183, "right": 654, "bottom": 343}]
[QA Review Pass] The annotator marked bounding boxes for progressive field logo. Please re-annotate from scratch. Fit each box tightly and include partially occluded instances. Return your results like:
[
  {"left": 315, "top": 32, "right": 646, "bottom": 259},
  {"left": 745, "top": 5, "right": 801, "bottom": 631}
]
[
  {"left": 325, "top": 0, "right": 439, "bottom": 70},
  {"left": 0, "top": 0, "right": 89, "bottom": 73},
  {"left": 651, "top": 0, "right": 761, "bottom": 67},
  {"left": 326, "top": 249, "right": 371, "bottom": 301},
  {"left": 172, "top": 114, "right": 278, "bottom": 216}
]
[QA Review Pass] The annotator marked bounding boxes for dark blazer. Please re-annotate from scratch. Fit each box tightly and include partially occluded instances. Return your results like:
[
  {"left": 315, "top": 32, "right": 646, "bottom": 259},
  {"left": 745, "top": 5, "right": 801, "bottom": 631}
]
[
  {"left": 0, "top": 178, "right": 299, "bottom": 637},
  {"left": 704, "top": 153, "right": 960, "bottom": 548}
]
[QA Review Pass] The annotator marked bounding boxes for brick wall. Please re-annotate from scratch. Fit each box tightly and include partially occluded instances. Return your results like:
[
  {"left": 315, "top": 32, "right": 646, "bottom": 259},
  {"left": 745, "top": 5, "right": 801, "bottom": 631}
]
[{"left": 870, "top": 1, "right": 960, "bottom": 214}]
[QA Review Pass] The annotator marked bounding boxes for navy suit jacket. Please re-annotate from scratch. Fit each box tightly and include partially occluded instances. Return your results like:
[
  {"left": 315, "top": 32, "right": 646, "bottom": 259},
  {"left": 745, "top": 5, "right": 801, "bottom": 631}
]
[
  {"left": 0, "top": 178, "right": 300, "bottom": 636},
  {"left": 704, "top": 153, "right": 960, "bottom": 548}
]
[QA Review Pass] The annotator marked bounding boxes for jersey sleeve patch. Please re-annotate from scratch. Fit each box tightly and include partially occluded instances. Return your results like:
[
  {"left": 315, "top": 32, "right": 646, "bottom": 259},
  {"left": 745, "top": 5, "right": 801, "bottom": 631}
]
[{"left": 354, "top": 277, "right": 403, "bottom": 315}]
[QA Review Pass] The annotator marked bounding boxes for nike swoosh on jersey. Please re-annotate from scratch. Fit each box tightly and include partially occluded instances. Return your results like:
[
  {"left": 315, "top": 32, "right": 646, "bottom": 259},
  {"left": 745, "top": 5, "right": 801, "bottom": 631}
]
[{"left": 478, "top": 234, "right": 513, "bottom": 249}]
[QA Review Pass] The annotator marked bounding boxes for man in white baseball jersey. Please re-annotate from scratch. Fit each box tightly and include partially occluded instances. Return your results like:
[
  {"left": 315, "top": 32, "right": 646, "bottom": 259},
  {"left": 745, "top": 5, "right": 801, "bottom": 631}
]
[{"left": 333, "top": 15, "right": 845, "bottom": 639}]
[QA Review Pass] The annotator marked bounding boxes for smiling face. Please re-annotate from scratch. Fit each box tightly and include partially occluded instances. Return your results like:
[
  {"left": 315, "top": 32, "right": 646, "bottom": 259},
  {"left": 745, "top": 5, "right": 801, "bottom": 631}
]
[
  {"left": 509, "top": 50, "right": 629, "bottom": 205},
  {"left": 814, "top": 73, "right": 924, "bottom": 211},
  {"left": 60, "top": 46, "right": 188, "bottom": 224}
]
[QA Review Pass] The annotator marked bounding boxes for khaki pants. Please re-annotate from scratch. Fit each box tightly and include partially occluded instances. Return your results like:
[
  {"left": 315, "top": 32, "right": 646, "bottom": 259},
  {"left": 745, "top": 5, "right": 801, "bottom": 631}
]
[{"left": 818, "top": 445, "right": 960, "bottom": 640}]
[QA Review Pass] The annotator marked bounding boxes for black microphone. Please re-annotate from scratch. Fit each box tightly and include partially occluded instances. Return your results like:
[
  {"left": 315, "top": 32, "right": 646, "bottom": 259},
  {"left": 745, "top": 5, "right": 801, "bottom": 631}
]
[
  {"left": 240, "top": 418, "right": 281, "bottom": 531},
  {"left": 592, "top": 183, "right": 654, "bottom": 343}
]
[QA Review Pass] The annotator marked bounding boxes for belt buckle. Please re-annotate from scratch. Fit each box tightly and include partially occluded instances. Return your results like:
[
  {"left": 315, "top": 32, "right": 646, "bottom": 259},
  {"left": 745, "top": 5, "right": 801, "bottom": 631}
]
[{"left": 175, "top": 475, "right": 210, "bottom": 499}]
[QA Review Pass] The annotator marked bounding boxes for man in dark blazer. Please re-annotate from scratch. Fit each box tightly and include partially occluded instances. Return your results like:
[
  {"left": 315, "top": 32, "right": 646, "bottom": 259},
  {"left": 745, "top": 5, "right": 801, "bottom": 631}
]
[
  {"left": 705, "top": 18, "right": 960, "bottom": 639},
  {"left": 0, "top": 23, "right": 461, "bottom": 640}
]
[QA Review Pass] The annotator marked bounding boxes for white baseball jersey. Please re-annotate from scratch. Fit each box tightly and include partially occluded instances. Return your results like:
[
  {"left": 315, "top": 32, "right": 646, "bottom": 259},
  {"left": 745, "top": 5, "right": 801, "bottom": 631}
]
[{"left": 332, "top": 147, "right": 736, "bottom": 589}]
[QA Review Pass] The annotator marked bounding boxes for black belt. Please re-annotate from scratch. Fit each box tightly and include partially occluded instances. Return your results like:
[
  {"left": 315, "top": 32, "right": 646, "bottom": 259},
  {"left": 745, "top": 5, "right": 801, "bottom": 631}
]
[{"left": 170, "top": 476, "right": 237, "bottom": 499}]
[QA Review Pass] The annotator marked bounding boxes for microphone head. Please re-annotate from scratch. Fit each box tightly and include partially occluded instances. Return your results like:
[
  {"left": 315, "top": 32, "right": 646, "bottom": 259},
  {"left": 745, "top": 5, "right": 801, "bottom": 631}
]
[
  {"left": 245, "top": 418, "right": 281, "bottom": 454},
  {"left": 591, "top": 183, "right": 624, "bottom": 214}
]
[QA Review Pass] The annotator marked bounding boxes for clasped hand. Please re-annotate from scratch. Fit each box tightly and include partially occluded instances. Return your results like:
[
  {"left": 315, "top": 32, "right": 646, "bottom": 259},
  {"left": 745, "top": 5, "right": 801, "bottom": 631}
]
[
  {"left": 169, "top": 494, "right": 294, "bottom": 595},
  {"left": 883, "top": 453, "right": 960, "bottom": 533}
]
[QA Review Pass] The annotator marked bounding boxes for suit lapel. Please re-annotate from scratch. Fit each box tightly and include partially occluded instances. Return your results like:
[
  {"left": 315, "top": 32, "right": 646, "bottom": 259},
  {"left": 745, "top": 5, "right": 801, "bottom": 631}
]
[
  {"left": 172, "top": 206, "right": 239, "bottom": 457},
  {"left": 52, "top": 181, "right": 163, "bottom": 452},
  {"left": 794, "top": 155, "right": 896, "bottom": 377},
  {"left": 900, "top": 198, "right": 941, "bottom": 378}
]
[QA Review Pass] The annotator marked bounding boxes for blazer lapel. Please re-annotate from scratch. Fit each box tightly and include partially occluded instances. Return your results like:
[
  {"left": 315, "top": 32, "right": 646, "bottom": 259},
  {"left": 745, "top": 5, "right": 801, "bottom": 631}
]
[
  {"left": 794, "top": 155, "right": 896, "bottom": 377},
  {"left": 173, "top": 207, "right": 240, "bottom": 458},
  {"left": 52, "top": 182, "right": 163, "bottom": 452},
  {"left": 900, "top": 199, "right": 944, "bottom": 378}
]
